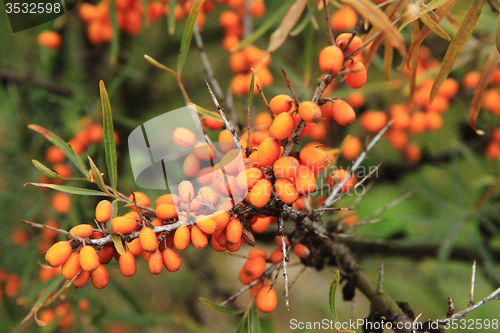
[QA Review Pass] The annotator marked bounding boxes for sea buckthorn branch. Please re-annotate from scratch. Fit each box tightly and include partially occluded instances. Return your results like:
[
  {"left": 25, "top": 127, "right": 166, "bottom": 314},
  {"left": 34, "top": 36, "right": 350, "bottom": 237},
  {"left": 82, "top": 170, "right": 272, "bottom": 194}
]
[
  {"left": 277, "top": 215, "right": 290, "bottom": 312},
  {"left": 256, "top": 84, "right": 273, "bottom": 118},
  {"left": 21, "top": 220, "right": 84, "bottom": 244},
  {"left": 204, "top": 79, "right": 241, "bottom": 148},
  {"left": 322, "top": 0, "right": 335, "bottom": 46},
  {"left": 280, "top": 68, "right": 300, "bottom": 108}
]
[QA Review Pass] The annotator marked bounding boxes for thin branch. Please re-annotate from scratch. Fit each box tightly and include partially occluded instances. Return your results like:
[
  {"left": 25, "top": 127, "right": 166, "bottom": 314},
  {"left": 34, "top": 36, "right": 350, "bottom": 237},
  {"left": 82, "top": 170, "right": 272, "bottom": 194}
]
[
  {"left": 256, "top": 84, "right": 274, "bottom": 118},
  {"left": 281, "top": 68, "right": 300, "bottom": 107},
  {"left": 218, "top": 278, "right": 261, "bottom": 307},
  {"left": 278, "top": 215, "right": 290, "bottom": 312},
  {"left": 205, "top": 79, "right": 241, "bottom": 149},
  {"left": 0, "top": 69, "right": 73, "bottom": 96},
  {"left": 323, "top": 119, "right": 395, "bottom": 207},
  {"left": 377, "top": 250, "right": 384, "bottom": 294},
  {"left": 358, "top": 191, "right": 414, "bottom": 223},
  {"left": 322, "top": 0, "right": 335, "bottom": 46},
  {"left": 446, "top": 297, "right": 455, "bottom": 318},
  {"left": 470, "top": 260, "right": 477, "bottom": 306},
  {"left": 288, "top": 266, "right": 307, "bottom": 290},
  {"left": 21, "top": 220, "right": 84, "bottom": 243}
]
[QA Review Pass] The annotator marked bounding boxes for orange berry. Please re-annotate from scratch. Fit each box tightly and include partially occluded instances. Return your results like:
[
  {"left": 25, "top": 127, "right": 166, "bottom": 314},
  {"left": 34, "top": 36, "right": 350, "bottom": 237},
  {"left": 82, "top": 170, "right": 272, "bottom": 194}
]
[
  {"left": 219, "top": 130, "right": 236, "bottom": 153},
  {"left": 241, "top": 256, "right": 266, "bottom": 281},
  {"left": 147, "top": 1, "right": 164, "bottom": 23},
  {"left": 483, "top": 88, "right": 500, "bottom": 114},
  {"left": 311, "top": 120, "right": 327, "bottom": 141},
  {"left": 298, "top": 101, "right": 322, "bottom": 123},
  {"left": 269, "top": 248, "right": 283, "bottom": 263},
  {"left": 174, "top": 226, "right": 191, "bottom": 250},
  {"left": 194, "top": 142, "right": 213, "bottom": 161},
  {"left": 405, "top": 143, "right": 422, "bottom": 163},
  {"left": 52, "top": 193, "right": 71, "bottom": 214},
  {"left": 427, "top": 95, "right": 449, "bottom": 113},
  {"left": 386, "top": 130, "right": 408, "bottom": 150},
  {"left": 319, "top": 45, "right": 344, "bottom": 75},
  {"left": 269, "top": 112, "right": 294, "bottom": 140},
  {"left": 250, "top": 281, "right": 263, "bottom": 297},
  {"left": 79, "top": 299, "right": 90, "bottom": 313},
  {"left": 269, "top": 94, "right": 294, "bottom": 115},
  {"left": 127, "top": 238, "right": 142, "bottom": 256},
  {"left": 45, "top": 241, "right": 72, "bottom": 268},
  {"left": 155, "top": 194, "right": 180, "bottom": 207},
  {"left": 236, "top": 167, "right": 263, "bottom": 190},
  {"left": 110, "top": 216, "right": 137, "bottom": 234},
  {"left": 248, "top": 178, "right": 272, "bottom": 208},
  {"left": 73, "top": 270, "right": 90, "bottom": 288},
  {"left": 336, "top": 33, "right": 362, "bottom": 56},
  {"left": 178, "top": 180, "right": 195, "bottom": 204},
  {"left": 248, "top": 248, "right": 268, "bottom": 259},
  {"left": 492, "top": 128, "right": 500, "bottom": 142},
  {"left": 226, "top": 219, "right": 243, "bottom": 244},
  {"left": 183, "top": 153, "right": 201, "bottom": 177},
  {"left": 162, "top": 247, "right": 182, "bottom": 272},
  {"left": 341, "top": 136, "right": 362, "bottom": 160},
  {"left": 330, "top": 99, "right": 356, "bottom": 126},
  {"left": 409, "top": 112, "right": 427, "bottom": 135},
  {"left": 274, "top": 235, "right": 290, "bottom": 247},
  {"left": 437, "top": 78, "right": 459, "bottom": 99},
  {"left": 148, "top": 249, "right": 163, "bottom": 275},
  {"left": 190, "top": 225, "right": 208, "bottom": 250},
  {"left": 275, "top": 178, "right": 299, "bottom": 205},
  {"left": 37, "top": 31, "right": 62, "bottom": 49},
  {"left": 95, "top": 200, "right": 113, "bottom": 223},
  {"left": 11, "top": 230, "right": 29, "bottom": 246},
  {"left": 293, "top": 244, "right": 310, "bottom": 259},
  {"left": 425, "top": 112, "right": 443, "bottom": 131},
  {"left": 155, "top": 203, "right": 178, "bottom": 221},
  {"left": 38, "top": 309, "right": 56, "bottom": 325},
  {"left": 251, "top": 216, "right": 273, "bottom": 234},
  {"left": 331, "top": 6, "right": 358, "bottom": 32},
  {"left": 90, "top": 264, "right": 109, "bottom": 289},
  {"left": 46, "top": 146, "right": 66, "bottom": 164},
  {"left": 62, "top": 252, "right": 81, "bottom": 280},
  {"left": 172, "top": 128, "right": 197, "bottom": 148},
  {"left": 299, "top": 146, "right": 329, "bottom": 170},
  {"left": 129, "top": 192, "right": 151, "bottom": 210},
  {"left": 390, "top": 108, "right": 411, "bottom": 131},
  {"left": 295, "top": 165, "right": 316, "bottom": 194},
  {"left": 69, "top": 224, "right": 94, "bottom": 239},
  {"left": 80, "top": 246, "right": 99, "bottom": 272},
  {"left": 119, "top": 251, "right": 137, "bottom": 277},
  {"left": 98, "top": 243, "right": 115, "bottom": 264},
  {"left": 291, "top": 112, "right": 316, "bottom": 137},
  {"left": 257, "top": 138, "right": 281, "bottom": 167},
  {"left": 220, "top": 149, "right": 243, "bottom": 176},
  {"left": 360, "top": 111, "right": 388, "bottom": 133},
  {"left": 139, "top": 227, "right": 158, "bottom": 253},
  {"left": 345, "top": 61, "right": 367, "bottom": 89},
  {"left": 227, "top": 237, "right": 245, "bottom": 252},
  {"left": 347, "top": 92, "right": 365, "bottom": 109},
  {"left": 486, "top": 141, "right": 500, "bottom": 160},
  {"left": 196, "top": 215, "right": 217, "bottom": 235},
  {"left": 250, "top": 0, "right": 265, "bottom": 18},
  {"left": 327, "top": 169, "right": 357, "bottom": 192},
  {"left": 219, "top": 10, "right": 240, "bottom": 29},
  {"left": 211, "top": 211, "right": 230, "bottom": 230},
  {"left": 273, "top": 156, "right": 299, "bottom": 179},
  {"left": 463, "top": 71, "right": 480, "bottom": 89}
]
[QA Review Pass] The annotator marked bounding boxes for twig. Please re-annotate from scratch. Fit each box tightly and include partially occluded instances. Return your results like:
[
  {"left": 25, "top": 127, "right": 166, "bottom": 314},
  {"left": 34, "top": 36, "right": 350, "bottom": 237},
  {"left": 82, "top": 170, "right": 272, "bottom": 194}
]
[
  {"left": 21, "top": 220, "right": 84, "bottom": 243},
  {"left": 437, "top": 286, "right": 500, "bottom": 324},
  {"left": 205, "top": 79, "right": 241, "bottom": 149},
  {"left": 278, "top": 215, "right": 290, "bottom": 312},
  {"left": 412, "top": 313, "right": 423, "bottom": 333},
  {"left": 377, "top": 250, "right": 384, "bottom": 294},
  {"left": 288, "top": 266, "right": 307, "bottom": 290},
  {"left": 358, "top": 191, "right": 414, "bottom": 223},
  {"left": 322, "top": 0, "right": 335, "bottom": 46},
  {"left": 312, "top": 207, "right": 353, "bottom": 212},
  {"left": 256, "top": 84, "right": 274, "bottom": 118},
  {"left": 281, "top": 68, "right": 300, "bottom": 107},
  {"left": 0, "top": 69, "right": 73, "bottom": 96},
  {"left": 218, "top": 278, "right": 261, "bottom": 306},
  {"left": 446, "top": 298, "right": 455, "bottom": 318},
  {"left": 470, "top": 260, "right": 477, "bottom": 306},
  {"left": 323, "top": 119, "right": 395, "bottom": 207}
]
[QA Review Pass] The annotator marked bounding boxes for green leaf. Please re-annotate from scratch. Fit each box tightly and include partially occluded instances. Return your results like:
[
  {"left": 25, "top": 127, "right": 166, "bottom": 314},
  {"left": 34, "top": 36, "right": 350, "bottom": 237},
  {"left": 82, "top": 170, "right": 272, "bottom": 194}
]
[
  {"left": 109, "top": 0, "right": 119, "bottom": 64},
  {"left": 235, "top": 312, "right": 248, "bottom": 333},
  {"left": 110, "top": 233, "right": 125, "bottom": 255},
  {"left": 168, "top": 0, "right": 176, "bottom": 35},
  {"left": 249, "top": 302, "right": 261, "bottom": 333},
  {"left": 28, "top": 125, "right": 89, "bottom": 177},
  {"left": 383, "top": 41, "right": 393, "bottom": 81},
  {"left": 419, "top": 12, "right": 450, "bottom": 41},
  {"left": 267, "top": 0, "right": 309, "bottom": 53},
  {"left": 99, "top": 81, "right": 118, "bottom": 192},
  {"left": 111, "top": 199, "right": 119, "bottom": 220},
  {"left": 177, "top": 0, "right": 205, "bottom": 76},
  {"left": 88, "top": 156, "right": 112, "bottom": 195},
  {"left": 303, "top": 22, "right": 314, "bottom": 88},
  {"left": 194, "top": 104, "right": 223, "bottom": 121},
  {"left": 497, "top": 13, "right": 500, "bottom": 53},
  {"left": 469, "top": 51, "right": 500, "bottom": 135},
  {"left": 232, "top": 0, "right": 294, "bottom": 51},
  {"left": 199, "top": 298, "right": 245, "bottom": 315},
  {"left": 32, "top": 160, "right": 87, "bottom": 182},
  {"left": 25, "top": 183, "right": 109, "bottom": 196},
  {"left": 430, "top": 0, "right": 487, "bottom": 103},
  {"left": 247, "top": 70, "right": 255, "bottom": 112},
  {"left": 291, "top": 1, "right": 315, "bottom": 36},
  {"left": 144, "top": 54, "right": 177, "bottom": 76},
  {"left": 329, "top": 270, "right": 340, "bottom": 322},
  {"left": 340, "top": 0, "right": 406, "bottom": 56},
  {"left": 21, "top": 275, "right": 65, "bottom": 325}
]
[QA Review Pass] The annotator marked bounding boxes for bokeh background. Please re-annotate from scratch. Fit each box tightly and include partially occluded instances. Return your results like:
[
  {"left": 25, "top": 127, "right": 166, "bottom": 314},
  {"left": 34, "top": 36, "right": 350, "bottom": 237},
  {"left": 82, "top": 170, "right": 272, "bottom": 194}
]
[{"left": 0, "top": 1, "right": 499, "bottom": 332}]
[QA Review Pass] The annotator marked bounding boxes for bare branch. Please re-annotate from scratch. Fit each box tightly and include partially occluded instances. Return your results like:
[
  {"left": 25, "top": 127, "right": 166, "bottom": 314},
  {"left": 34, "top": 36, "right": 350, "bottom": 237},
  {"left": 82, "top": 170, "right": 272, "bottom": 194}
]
[
  {"left": 446, "top": 297, "right": 455, "bottom": 318},
  {"left": 377, "top": 250, "right": 384, "bottom": 294},
  {"left": 278, "top": 215, "right": 290, "bottom": 312},
  {"left": 21, "top": 220, "right": 84, "bottom": 243},
  {"left": 470, "top": 260, "right": 477, "bottom": 306},
  {"left": 281, "top": 68, "right": 300, "bottom": 107},
  {"left": 256, "top": 84, "right": 274, "bottom": 119},
  {"left": 322, "top": 0, "right": 335, "bottom": 46}
]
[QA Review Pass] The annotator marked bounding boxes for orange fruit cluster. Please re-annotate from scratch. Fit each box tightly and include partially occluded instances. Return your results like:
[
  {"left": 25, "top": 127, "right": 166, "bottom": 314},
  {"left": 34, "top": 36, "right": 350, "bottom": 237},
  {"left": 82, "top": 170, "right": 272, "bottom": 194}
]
[
  {"left": 229, "top": 45, "right": 273, "bottom": 96},
  {"left": 477, "top": 68, "right": 500, "bottom": 118},
  {"left": 37, "top": 31, "right": 62, "bottom": 49},
  {"left": 37, "top": 301, "right": 73, "bottom": 328}
]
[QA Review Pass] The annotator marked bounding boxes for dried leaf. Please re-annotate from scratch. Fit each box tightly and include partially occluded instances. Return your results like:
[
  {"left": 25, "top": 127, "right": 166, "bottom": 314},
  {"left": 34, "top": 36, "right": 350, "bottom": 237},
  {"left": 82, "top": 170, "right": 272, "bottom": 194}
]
[
  {"left": 383, "top": 41, "right": 393, "bottom": 81},
  {"left": 407, "top": 0, "right": 458, "bottom": 68},
  {"left": 409, "top": 22, "right": 420, "bottom": 105},
  {"left": 340, "top": 0, "right": 406, "bottom": 56},
  {"left": 469, "top": 51, "right": 500, "bottom": 135},
  {"left": 420, "top": 12, "right": 450, "bottom": 41},
  {"left": 267, "top": 0, "right": 309, "bottom": 53},
  {"left": 399, "top": 0, "right": 453, "bottom": 30},
  {"left": 430, "top": 0, "right": 487, "bottom": 103}
]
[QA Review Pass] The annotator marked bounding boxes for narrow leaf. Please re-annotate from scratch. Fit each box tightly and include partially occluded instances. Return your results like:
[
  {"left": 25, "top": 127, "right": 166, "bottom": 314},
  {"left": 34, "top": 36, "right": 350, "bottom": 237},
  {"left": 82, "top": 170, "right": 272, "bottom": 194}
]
[
  {"left": 407, "top": 0, "right": 458, "bottom": 67},
  {"left": 177, "top": 0, "right": 205, "bottom": 76},
  {"left": 21, "top": 276, "right": 64, "bottom": 325},
  {"left": 340, "top": 0, "right": 406, "bottom": 56},
  {"left": 32, "top": 160, "right": 87, "bottom": 182},
  {"left": 469, "top": 51, "right": 500, "bottom": 135},
  {"left": 268, "top": 0, "right": 308, "bottom": 53},
  {"left": 168, "top": 0, "right": 176, "bottom": 35},
  {"left": 25, "top": 183, "right": 109, "bottom": 196},
  {"left": 99, "top": 81, "right": 118, "bottom": 192},
  {"left": 419, "top": 12, "right": 450, "bottom": 41},
  {"left": 249, "top": 302, "right": 262, "bottom": 333},
  {"left": 88, "top": 156, "right": 112, "bottom": 195},
  {"left": 383, "top": 41, "right": 393, "bottom": 81},
  {"left": 193, "top": 104, "right": 223, "bottom": 121},
  {"left": 497, "top": 13, "right": 500, "bottom": 53},
  {"left": 144, "top": 54, "right": 177, "bottom": 76},
  {"left": 247, "top": 70, "right": 255, "bottom": 111},
  {"left": 430, "top": 0, "right": 487, "bottom": 103},
  {"left": 28, "top": 125, "right": 89, "bottom": 177},
  {"left": 399, "top": 0, "right": 452, "bottom": 31},
  {"left": 329, "top": 270, "right": 340, "bottom": 322},
  {"left": 303, "top": 22, "right": 314, "bottom": 87},
  {"left": 199, "top": 298, "right": 245, "bottom": 315},
  {"left": 235, "top": 312, "right": 249, "bottom": 333},
  {"left": 232, "top": 0, "right": 294, "bottom": 51},
  {"left": 111, "top": 199, "right": 119, "bottom": 220},
  {"left": 290, "top": 1, "right": 316, "bottom": 36},
  {"left": 109, "top": 0, "right": 119, "bottom": 64},
  {"left": 409, "top": 21, "right": 420, "bottom": 104},
  {"left": 110, "top": 234, "right": 125, "bottom": 255}
]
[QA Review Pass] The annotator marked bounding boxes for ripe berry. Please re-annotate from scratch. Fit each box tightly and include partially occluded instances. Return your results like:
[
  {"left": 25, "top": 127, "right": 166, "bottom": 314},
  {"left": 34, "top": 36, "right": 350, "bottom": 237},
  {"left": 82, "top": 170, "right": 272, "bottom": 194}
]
[
  {"left": 119, "top": 251, "right": 137, "bottom": 277},
  {"left": 226, "top": 219, "right": 243, "bottom": 244},
  {"left": 73, "top": 270, "right": 90, "bottom": 288},
  {"left": 269, "top": 248, "right": 283, "bottom": 264},
  {"left": 110, "top": 216, "right": 137, "bottom": 234},
  {"left": 174, "top": 226, "right": 191, "bottom": 251},
  {"left": 275, "top": 178, "right": 299, "bottom": 204},
  {"left": 318, "top": 45, "right": 344, "bottom": 75},
  {"left": 269, "top": 112, "right": 294, "bottom": 140},
  {"left": 37, "top": 31, "right": 62, "bottom": 49},
  {"left": 196, "top": 215, "right": 217, "bottom": 235},
  {"left": 299, "top": 146, "right": 330, "bottom": 170},
  {"left": 331, "top": 100, "right": 356, "bottom": 126},
  {"left": 405, "top": 143, "right": 422, "bottom": 163},
  {"left": 269, "top": 94, "right": 294, "bottom": 115},
  {"left": 139, "top": 227, "right": 158, "bottom": 253},
  {"left": 155, "top": 204, "right": 178, "bottom": 221},
  {"left": 240, "top": 256, "right": 266, "bottom": 282},
  {"left": 90, "top": 264, "right": 109, "bottom": 289},
  {"left": 248, "top": 178, "right": 272, "bottom": 208},
  {"left": 257, "top": 138, "right": 281, "bottom": 167},
  {"left": 95, "top": 200, "right": 112, "bottom": 223},
  {"left": 98, "top": 243, "right": 115, "bottom": 265},
  {"left": 183, "top": 154, "right": 200, "bottom": 177},
  {"left": 62, "top": 252, "right": 81, "bottom": 280},
  {"left": 80, "top": 246, "right": 100, "bottom": 272},
  {"left": 341, "top": 136, "right": 362, "bottom": 160},
  {"left": 191, "top": 225, "right": 208, "bottom": 250},
  {"left": 345, "top": 61, "right": 367, "bottom": 89},
  {"left": 201, "top": 113, "right": 224, "bottom": 130},
  {"left": 148, "top": 249, "right": 163, "bottom": 275},
  {"left": 155, "top": 194, "right": 181, "bottom": 207},
  {"left": 273, "top": 156, "right": 299, "bottom": 179},
  {"left": 172, "top": 128, "right": 197, "bottom": 148},
  {"left": 336, "top": 33, "right": 362, "bottom": 56},
  {"left": 178, "top": 180, "right": 195, "bottom": 204},
  {"left": 236, "top": 167, "right": 263, "bottom": 190},
  {"left": 52, "top": 193, "right": 71, "bottom": 214},
  {"left": 293, "top": 244, "right": 310, "bottom": 259},
  {"left": 45, "top": 241, "right": 72, "bottom": 268},
  {"left": 425, "top": 112, "right": 443, "bottom": 132},
  {"left": 248, "top": 249, "right": 268, "bottom": 259},
  {"left": 69, "top": 224, "right": 94, "bottom": 238},
  {"left": 162, "top": 247, "right": 182, "bottom": 272},
  {"left": 327, "top": 169, "right": 357, "bottom": 192},
  {"left": 298, "top": 101, "right": 322, "bottom": 123},
  {"left": 360, "top": 111, "right": 388, "bottom": 133},
  {"left": 255, "top": 285, "right": 278, "bottom": 313},
  {"left": 295, "top": 165, "right": 316, "bottom": 194},
  {"left": 409, "top": 112, "right": 427, "bottom": 135}
]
